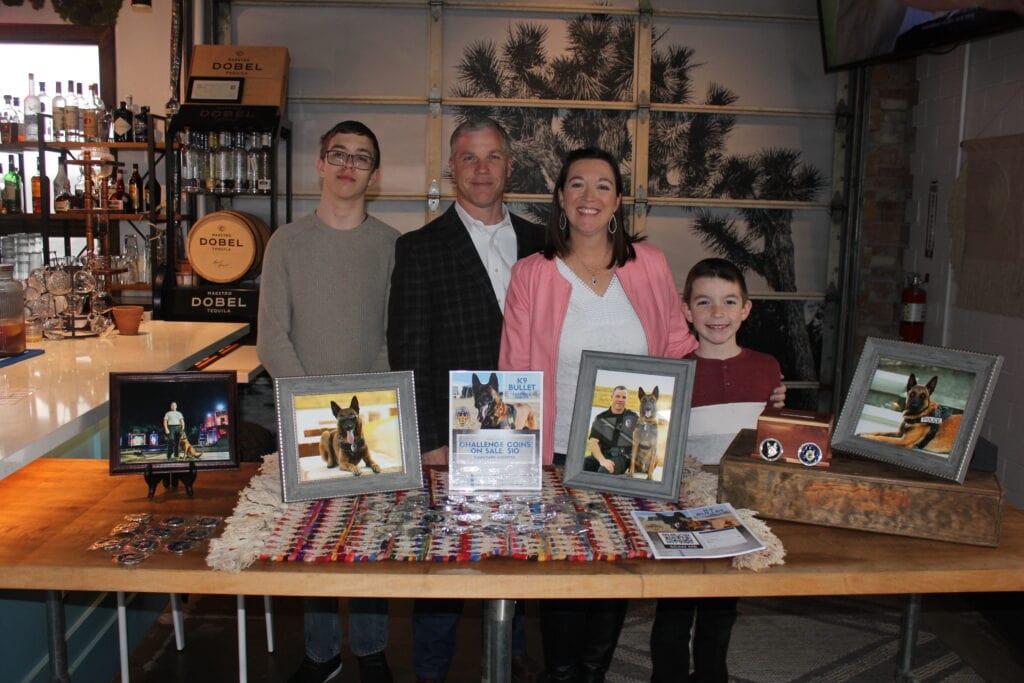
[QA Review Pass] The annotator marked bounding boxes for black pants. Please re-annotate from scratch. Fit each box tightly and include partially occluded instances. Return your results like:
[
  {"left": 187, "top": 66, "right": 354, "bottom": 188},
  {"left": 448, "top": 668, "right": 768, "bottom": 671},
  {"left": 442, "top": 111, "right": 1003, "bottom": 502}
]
[
  {"left": 540, "top": 598, "right": 628, "bottom": 682},
  {"left": 166, "top": 426, "right": 181, "bottom": 459},
  {"left": 650, "top": 597, "right": 738, "bottom": 683}
]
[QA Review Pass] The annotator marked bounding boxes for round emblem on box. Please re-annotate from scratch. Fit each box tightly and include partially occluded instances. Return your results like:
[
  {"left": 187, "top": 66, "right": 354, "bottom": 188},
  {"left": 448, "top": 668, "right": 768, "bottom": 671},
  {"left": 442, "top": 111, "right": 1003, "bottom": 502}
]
[
  {"left": 797, "top": 442, "right": 823, "bottom": 466},
  {"left": 455, "top": 406, "right": 471, "bottom": 427},
  {"left": 759, "top": 437, "right": 783, "bottom": 462}
]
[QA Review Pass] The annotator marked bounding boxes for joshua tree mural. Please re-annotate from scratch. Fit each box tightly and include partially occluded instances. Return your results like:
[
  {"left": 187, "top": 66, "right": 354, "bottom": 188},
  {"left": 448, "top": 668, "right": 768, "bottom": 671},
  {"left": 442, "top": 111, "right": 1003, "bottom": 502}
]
[{"left": 450, "top": 14, "right": 825, "bottom": 385}]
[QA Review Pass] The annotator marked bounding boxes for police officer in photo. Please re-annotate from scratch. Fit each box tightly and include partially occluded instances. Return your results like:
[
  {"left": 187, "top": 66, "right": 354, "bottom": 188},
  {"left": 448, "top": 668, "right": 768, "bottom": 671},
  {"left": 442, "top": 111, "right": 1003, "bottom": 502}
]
[
  {"left": 163, "top": 401, "right": 185, "bottom": 460},
  {"left": 585, "top": 385, "right": 637, "bottom": 474}
]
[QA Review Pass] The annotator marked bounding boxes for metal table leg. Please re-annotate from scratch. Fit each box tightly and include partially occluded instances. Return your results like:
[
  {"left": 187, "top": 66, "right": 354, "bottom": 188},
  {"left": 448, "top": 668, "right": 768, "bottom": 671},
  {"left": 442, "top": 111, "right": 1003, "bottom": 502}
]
[
  {"left": 896, "top": 593, "right": 922, "bottom": 683},
  {"left": 481, "top": 598, "right": 515, "bottom": 683},
  {"left": 45, "top": 589, "right": 70, "bottom": 683}
]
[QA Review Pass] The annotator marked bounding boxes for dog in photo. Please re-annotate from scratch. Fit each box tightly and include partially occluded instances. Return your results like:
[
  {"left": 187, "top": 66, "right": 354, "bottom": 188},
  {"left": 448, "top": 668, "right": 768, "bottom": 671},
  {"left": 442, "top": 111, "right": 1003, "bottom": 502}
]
[
  {"left": 320, "top": 396, "right": 381, "bottom": 475},
  {"left": 472, "top": 373, "right": 537, "bottom": 430},
  {"left": 858, "top": 373, "right": 962, "bottom": 454},
  {"left": 629, "top": 386, "right": 660, "bottom": 479}
]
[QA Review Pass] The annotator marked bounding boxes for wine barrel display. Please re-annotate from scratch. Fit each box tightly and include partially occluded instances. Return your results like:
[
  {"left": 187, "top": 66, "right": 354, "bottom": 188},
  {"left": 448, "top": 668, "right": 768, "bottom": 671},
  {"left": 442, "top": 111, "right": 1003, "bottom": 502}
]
[{"left": 186, "top": 211, "right": 270, "bottom": 284}]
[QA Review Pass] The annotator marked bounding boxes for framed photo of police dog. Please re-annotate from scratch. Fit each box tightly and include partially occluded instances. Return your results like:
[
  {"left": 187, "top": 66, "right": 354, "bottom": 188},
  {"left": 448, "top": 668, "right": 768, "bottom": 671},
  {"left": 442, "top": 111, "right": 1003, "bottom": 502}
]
[
  {"left": 832, "top": 338, "right": 1003, "bottom": 483},
  {"left": 275, "top": 371, "right": 422, "bottom": 502},
  {"left": 564, "top": 352, "right": 696, "bottom": 501},
  {"left": 108, "top": 371, "right": 240, "bottom": 475}
]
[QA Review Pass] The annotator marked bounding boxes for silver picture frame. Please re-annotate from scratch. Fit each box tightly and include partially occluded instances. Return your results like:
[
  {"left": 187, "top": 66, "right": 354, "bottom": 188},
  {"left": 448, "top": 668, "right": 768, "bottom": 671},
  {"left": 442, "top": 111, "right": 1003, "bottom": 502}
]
[
  {"left": 832, "top": 337, "right": 1003, "bottom": 483},
  {"left": 275, "top": 371, "right": 422, "bottom": 502},
  {"left": 563, "top": 351, "right": 696, "bottom": 502}
]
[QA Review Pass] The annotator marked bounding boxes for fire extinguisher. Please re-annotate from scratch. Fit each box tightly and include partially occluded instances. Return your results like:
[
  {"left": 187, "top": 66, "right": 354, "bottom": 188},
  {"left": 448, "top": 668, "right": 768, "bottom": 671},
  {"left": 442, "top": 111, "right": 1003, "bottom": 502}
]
[{"left": 899, "top": 273, "right": 926, "bottom": 343}]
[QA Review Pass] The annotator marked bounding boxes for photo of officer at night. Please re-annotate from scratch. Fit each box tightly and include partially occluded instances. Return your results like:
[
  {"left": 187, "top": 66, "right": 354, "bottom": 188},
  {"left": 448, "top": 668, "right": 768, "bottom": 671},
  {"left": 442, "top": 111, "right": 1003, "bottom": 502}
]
[{"left": 109, "top": 372, "right": 238, "bottom": 473}]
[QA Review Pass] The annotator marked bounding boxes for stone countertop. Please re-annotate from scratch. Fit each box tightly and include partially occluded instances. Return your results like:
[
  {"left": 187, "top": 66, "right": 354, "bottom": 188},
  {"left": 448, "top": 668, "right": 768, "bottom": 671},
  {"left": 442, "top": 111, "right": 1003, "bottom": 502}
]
[{"left": 0, "top": 319, "right": 249, "bottom": 478}]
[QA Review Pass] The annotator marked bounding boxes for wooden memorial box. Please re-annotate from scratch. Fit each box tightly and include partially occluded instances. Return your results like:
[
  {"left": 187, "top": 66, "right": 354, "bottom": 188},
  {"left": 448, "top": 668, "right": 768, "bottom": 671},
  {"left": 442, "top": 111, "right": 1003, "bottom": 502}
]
[
  {"left": 719, "top": 429, "right": 1003, "bottom": 546},
  {"left": 754, "top": 406, "right": 833, "bottom": 467}
]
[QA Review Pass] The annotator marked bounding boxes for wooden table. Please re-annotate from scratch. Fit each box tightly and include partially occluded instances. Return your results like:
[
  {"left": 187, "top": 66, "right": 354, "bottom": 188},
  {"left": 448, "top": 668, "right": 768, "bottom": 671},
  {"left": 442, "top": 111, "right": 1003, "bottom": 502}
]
[{"left": 3, "top": 459, "right": 1023, "bottom": 681}]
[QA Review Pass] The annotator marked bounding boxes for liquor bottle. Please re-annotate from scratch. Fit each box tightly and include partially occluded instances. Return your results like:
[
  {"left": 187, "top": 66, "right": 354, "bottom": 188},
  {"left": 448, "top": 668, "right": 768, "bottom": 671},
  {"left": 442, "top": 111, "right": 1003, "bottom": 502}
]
[
  {"left": 216, "top": 130, "right": 234, "bottom": 194},
  {"left": 30, "top": 158, "right": 48, "bottom": 214},
  {"left": 82, "top": 84, "right": 100, "bottom": 142},
  {"left": 256, "top": 132, "right": 273, "bottom": 194},
  {"left": 3, "top": 156, "right": 24, "bottom": 214},
  {"left": 0, "top": 96, "right": 16, "bottom": 144},
  {"left": 245, "top": 130, "right": 260, "bottom": 194},
  {"left": 144, "top": 177, "right": 161, "bottom": 214},
  {"left": 133, "top": 105, "right": 150, "bottom": 143},
  {"left": 204, "top": 130, "right": 219, "bottom": 192},
  {"left": 63, "top": 80, "right": 79, "bottom": 142},
  {"left": 108, "top": 168, "right": 126, "bottom": 211},
  {"left": 128, "top": 163, "right": 143, "bottom": 214},
  {"left": 111, "top": 101, "right": 133, "bottom": 142},
  {"left": 23, "top": 74, "right": 40, "bottom": 142},
  {"left": 51, "top": 81, "right": 65, "bottom": 141},
  {"left": 11, "top": 97, "right": 23, "bottom": 142},
  {"left": 92, "top": 84, "right": 110, "bottom": 142},
  {"left": 53, "top": 152, "right": 72, "bottom": 213},
  {"left": 37, "top": 82, "right": 51, "bottom": 141},
  {"left": 180, "top": 128, "right": 200, "bottom": 193},
  {"left": 232, "top": 131, "right": 248, "bottom": 194},
  {"left": 75, "top": 83, "right": 86, "bottom": 139}
]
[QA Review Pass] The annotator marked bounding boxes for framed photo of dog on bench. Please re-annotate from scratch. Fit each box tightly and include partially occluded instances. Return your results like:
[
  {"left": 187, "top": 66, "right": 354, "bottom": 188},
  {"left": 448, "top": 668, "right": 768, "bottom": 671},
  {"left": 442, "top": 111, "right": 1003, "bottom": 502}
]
[
  {"left": 563, "top": 351, "right": 696, "bottom": 502},
  {"left": 274, "top": 371, "right": 422, "bottom": 502},
  {"left": 108, "top": 371, "right": 240, "bottom": 475},
  {"left": 832, "top": 337, "right": 1003, "bottom": 483}
]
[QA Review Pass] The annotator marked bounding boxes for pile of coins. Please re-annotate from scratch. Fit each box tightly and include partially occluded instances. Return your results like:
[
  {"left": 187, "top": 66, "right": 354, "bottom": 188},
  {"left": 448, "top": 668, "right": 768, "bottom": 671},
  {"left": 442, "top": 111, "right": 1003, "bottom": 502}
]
[
  {"left": 88, "top": 513, "right": 223, "bottom": 566},
  {"left": 258, "top": 470, "right": 679, "bottom": 564}
]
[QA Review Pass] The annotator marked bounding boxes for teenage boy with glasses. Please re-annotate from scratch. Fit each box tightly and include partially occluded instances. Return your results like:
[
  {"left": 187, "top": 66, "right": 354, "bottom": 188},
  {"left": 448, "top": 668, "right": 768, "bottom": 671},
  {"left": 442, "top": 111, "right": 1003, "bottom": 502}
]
[{"left": 258, "top": 120, "right": 397, "bottom": 683}]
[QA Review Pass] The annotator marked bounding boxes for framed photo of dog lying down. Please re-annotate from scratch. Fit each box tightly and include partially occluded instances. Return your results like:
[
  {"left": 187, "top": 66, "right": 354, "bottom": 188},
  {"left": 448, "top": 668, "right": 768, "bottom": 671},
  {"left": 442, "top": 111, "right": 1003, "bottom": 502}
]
[
  {"left": 563, "top": 351, "right": 696, "bottom": 502},
  {"left": 108, "top": 371, "right": 239, "bottom": 475},
  {"left": 274, "top": 371, "right": 422, "bottom": 502},
  {"left": 832, "top": 337, "right": 1003, "bottom": 483}
]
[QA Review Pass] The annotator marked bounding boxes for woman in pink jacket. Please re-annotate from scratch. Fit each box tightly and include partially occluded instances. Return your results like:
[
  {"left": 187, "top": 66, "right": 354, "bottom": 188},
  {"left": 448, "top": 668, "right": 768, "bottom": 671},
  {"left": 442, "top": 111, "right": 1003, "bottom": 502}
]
[{"left": 498, "top": 147, "right": 698, "bottom": 682}]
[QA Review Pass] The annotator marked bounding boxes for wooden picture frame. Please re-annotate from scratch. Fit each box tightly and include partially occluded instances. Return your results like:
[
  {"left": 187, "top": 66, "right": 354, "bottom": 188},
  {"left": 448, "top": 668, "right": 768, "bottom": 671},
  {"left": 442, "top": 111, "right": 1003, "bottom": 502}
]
[
  {"left": 108, "top": 371, "right": 239, "bottom": 475},
  {"left": 274, "top": 371, "right": 422, "bottom": 502},
  {"left": 563, "top": 351, "right": 696, "bottom": 502},
  {"left": 832, "top": 337, "right": 1003, "bottom": 483}
]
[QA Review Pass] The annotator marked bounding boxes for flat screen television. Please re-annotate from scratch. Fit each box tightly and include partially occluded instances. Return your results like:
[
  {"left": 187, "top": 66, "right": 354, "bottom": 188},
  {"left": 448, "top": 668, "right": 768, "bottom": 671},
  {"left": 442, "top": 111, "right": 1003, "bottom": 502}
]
[{"left": 818, "top": 1, "right": 1023, "bottom": 72}]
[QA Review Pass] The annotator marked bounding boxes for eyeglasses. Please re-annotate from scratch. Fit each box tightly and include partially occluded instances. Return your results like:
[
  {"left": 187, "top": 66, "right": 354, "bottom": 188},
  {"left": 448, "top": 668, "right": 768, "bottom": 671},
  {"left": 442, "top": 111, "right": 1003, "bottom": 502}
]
[{"left": 323, "top": 149, "right": 375, "bottom": 170}]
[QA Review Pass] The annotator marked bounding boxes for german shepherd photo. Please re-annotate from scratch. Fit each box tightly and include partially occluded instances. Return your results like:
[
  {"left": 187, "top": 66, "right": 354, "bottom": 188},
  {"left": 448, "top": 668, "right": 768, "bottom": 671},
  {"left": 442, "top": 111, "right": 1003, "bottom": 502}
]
[
  {"left": 319, "top": 396, "right": 382, "bottom": 475},
  {"left": 629, "top": 386, "right": 660, "bottom": 479},
  {"left": 858, "top": 374, "right": 962, "bottom": 454},
  {"left": 472, "top": 372, "right": 537, "bottom": 430}
]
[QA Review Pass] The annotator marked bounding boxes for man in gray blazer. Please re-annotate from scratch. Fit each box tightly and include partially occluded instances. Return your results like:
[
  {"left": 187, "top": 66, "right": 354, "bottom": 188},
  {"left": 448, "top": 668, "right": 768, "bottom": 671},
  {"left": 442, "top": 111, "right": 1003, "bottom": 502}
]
[{"left": 387, "top": 118, "right": 544, "bottom": 682}]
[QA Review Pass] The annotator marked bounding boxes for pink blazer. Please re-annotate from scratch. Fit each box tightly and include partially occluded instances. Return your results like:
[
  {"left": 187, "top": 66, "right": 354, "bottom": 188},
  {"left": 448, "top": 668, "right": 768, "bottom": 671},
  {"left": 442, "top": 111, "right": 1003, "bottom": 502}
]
[{"left": 498, "top": 242, "right": 698, "bottom": 464}]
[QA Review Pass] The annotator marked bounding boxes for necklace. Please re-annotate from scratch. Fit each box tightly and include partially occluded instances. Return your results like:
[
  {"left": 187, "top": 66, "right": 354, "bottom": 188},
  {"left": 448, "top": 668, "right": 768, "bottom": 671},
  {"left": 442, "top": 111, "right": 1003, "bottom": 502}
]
[{"left": 573, "top": 252, "right": 609, "bottom": 287}]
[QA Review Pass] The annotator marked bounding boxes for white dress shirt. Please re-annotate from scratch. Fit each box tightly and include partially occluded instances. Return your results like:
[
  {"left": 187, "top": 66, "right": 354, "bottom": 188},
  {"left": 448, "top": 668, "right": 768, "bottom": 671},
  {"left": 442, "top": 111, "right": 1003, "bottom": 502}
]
[{"left": 455, "top": 202, "right": 517, "bottom": 312}]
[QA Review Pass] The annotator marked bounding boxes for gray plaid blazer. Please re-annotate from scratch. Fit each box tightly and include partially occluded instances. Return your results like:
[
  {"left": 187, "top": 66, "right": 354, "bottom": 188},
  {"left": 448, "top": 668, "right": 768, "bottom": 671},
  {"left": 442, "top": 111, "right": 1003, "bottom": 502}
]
[{"left": 387, "top": 204, "right": 544, "bottom": 452}]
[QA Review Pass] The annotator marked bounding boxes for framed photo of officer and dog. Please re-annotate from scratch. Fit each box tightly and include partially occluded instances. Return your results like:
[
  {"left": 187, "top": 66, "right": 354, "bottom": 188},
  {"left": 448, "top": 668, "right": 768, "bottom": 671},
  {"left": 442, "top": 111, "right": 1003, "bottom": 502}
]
[
  {"left": 564, "top": 351, "right": 697, "bottom": 502},
  {"left": 832, "top": 338, "right": 1003, "bottom": 484},
  {"left": 274, "top": 371, "right": 422, "bottom": 502}
]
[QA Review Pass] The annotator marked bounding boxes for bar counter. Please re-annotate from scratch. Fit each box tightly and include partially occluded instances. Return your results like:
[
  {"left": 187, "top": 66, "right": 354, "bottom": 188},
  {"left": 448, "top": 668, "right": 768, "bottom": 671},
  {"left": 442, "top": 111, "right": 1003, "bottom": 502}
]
[{"left": 0, "top": 320, "right": 249, "bottom": 479}]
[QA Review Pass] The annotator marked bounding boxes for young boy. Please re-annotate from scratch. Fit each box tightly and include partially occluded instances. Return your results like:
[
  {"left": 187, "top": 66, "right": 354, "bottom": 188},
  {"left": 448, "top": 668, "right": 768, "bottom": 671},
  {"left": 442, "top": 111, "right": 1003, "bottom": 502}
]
[{"left": 649, "top": 257, "right": 782, "bottom": 682}]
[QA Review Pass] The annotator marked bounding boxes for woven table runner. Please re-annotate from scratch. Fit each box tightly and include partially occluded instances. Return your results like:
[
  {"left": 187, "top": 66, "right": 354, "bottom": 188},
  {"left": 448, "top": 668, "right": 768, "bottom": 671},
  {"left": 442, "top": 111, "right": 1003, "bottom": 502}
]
[{"left": 207, "top": 455, "right": 785, "bottom": 572}]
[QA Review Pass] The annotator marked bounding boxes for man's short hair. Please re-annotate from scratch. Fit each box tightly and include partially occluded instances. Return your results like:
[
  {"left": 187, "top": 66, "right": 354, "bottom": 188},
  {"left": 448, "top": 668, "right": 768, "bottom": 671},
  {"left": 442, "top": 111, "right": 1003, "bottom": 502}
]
[
  {"left": 612, "top": 386, "right": 628, "bottom": 395},
  {"left": 319, "top": 120, "right": 381, "bottom": 170},
  {"left": 449, "top": 117, "right": 511, "bottom": 155}
]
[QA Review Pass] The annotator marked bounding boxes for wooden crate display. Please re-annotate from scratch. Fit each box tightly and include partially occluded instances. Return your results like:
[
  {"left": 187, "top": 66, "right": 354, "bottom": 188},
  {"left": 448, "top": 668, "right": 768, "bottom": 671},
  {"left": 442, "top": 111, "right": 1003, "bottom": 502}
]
[
  {"left": 754, "top": 406, "right": 833, "bottom": 467},
  {"left": 719, "top": 430, "right": 1003, "bottom": 546}
]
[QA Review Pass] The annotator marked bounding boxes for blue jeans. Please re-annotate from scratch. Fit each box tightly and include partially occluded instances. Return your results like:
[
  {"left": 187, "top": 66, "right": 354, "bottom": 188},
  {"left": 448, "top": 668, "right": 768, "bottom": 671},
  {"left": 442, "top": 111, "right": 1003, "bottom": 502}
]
[
  {"left": 413, "top": 599, "right": 529, "bottom": 679},
  {"left": 304, "top": 596, "right": 389, "bottom": 662}
]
